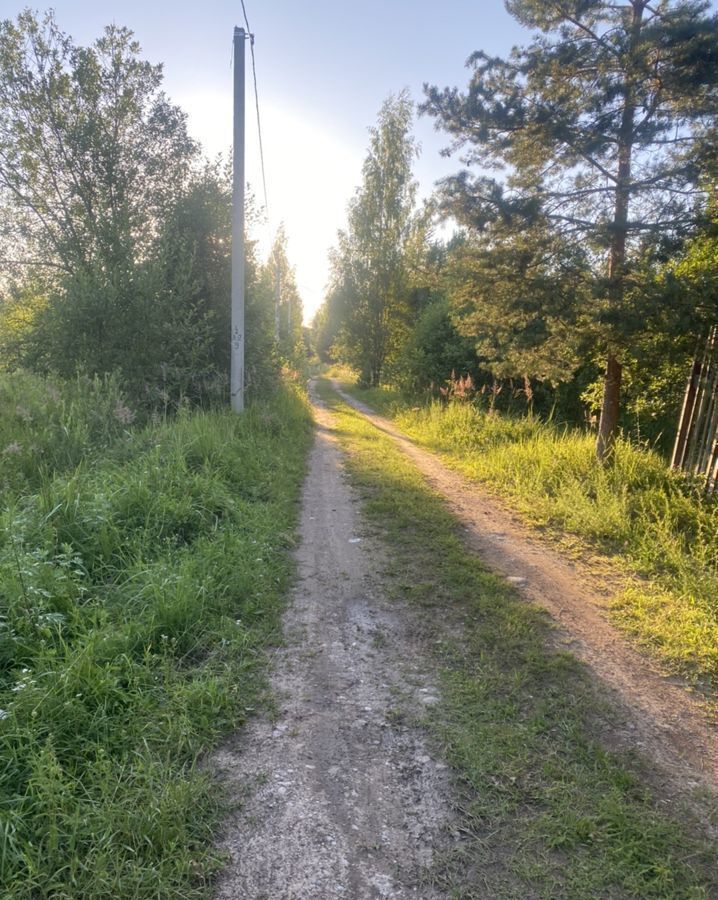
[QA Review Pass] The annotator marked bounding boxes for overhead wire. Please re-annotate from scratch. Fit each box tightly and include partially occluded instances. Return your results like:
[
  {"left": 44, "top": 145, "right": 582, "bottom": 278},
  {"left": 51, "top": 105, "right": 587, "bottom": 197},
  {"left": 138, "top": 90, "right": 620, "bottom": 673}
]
[{"left": 240, "top": 0, "right": 270, "bottom": 219}]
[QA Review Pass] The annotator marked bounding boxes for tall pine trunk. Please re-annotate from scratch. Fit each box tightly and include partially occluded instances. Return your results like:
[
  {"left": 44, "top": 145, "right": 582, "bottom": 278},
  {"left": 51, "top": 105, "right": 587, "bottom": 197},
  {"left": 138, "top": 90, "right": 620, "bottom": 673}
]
[
  {"left": 596, "top": 0, "right": 645, "bottom": 463},
  {"left": 596, "top": 354, "right": 623, "bottom": 460}
]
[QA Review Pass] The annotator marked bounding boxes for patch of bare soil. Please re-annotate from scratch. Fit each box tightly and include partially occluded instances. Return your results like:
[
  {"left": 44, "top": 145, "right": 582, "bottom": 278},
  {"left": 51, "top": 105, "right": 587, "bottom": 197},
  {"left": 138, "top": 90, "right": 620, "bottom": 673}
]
[
  {"left": 332, "top": 382, "right": 718, "bottom": 800},
  {"left": 212, "top": 391, "right": 453, "bottom": 899}
]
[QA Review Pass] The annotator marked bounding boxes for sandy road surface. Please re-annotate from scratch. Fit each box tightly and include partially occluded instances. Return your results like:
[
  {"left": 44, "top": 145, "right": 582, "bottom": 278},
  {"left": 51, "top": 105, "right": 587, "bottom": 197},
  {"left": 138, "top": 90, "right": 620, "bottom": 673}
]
[
  {"left": 213, "top": 389, "right": 453, "bottom": 899},
  {"left": 332, "top": 382, "right": 717, "bottom": 798}
]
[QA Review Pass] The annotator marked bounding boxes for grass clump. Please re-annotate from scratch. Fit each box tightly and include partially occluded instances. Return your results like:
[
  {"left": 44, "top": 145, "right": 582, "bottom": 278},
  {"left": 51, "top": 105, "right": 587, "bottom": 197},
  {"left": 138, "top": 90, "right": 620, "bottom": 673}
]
[
  {"left": 0, "top": 383, "right": 312, "bottom": 898},
  {"left": 342, "top": 382, "right": 718, "bottom": 684},
  {"left": 0, "top": 369, "right": 139, "bottom": 505},
  {"left": 318, "top": 380, "right": 717, "bottom": 899}
]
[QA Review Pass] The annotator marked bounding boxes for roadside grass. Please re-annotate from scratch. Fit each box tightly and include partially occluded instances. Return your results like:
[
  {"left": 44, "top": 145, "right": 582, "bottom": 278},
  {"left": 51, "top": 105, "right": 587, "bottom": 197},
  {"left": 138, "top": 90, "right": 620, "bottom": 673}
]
[
  {"left": 336, "top": 380, "right": 718, "bottom": 685},
  {"left": 0, "top": 384, "right": 313, "bottom": 898},
  {"left": 0, "top": 370, "right": 141, "bottom": 506},
  {"left": 317, "top": 379, "right": 718, "bottom": 900}
]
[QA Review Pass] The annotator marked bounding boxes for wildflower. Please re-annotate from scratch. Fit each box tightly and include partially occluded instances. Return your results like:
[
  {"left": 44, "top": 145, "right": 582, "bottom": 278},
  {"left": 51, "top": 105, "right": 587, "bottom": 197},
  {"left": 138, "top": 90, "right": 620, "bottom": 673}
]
[
  {"left": 2, "top": 441, "right": 23, "bottom": 455},
  {"left": 15, "top": 405, "right": 33, "bottom": 423},
  {"left": 113, "top": 402, "right": 135, "bottom": 425}
]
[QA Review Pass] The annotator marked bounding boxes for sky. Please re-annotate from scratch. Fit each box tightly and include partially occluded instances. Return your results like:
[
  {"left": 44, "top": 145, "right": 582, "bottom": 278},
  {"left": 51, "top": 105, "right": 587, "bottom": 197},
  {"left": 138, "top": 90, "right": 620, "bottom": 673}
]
[{"left": 0, "top": 0, "right": 529, "bottom": 320}]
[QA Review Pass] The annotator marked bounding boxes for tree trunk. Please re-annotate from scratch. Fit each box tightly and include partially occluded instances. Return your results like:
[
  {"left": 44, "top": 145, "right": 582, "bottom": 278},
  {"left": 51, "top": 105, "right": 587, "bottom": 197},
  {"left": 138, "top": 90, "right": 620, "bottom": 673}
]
[
  {"left": 596, "top": 354, "right": 623, "bottom": 462},
  {"left": 595, "top": 0, "right": 645, "bottom": 462}
]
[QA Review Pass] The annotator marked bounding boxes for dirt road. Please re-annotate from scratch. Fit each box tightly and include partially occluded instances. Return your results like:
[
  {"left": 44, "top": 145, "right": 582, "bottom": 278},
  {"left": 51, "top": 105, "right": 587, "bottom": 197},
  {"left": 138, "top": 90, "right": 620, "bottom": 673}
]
[
  {"left": 213, "top": 382, "right": 716, "bottom": 899},
  {"left": 332, "top": 382, "right": 717, "bottom": 796},
  {"left": 213, "top": 390, "right": 452, "bottom": 899}
]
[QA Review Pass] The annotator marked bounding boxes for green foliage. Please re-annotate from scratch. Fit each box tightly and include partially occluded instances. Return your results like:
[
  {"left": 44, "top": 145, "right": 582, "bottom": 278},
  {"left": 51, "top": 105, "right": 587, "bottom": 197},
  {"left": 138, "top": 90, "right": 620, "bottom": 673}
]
[
  {"left": 15, "top": 253, "right": 224, "bottom": 406},
  {"left": 391, "top": 295, "right": 482, "bottom": 394},
  {"left": 664, "top": 206, "right": 718, "bottom": 328},
  {"left": 0, "top": 12, "right": 284, "bottom": 406},
  {"left": 323, "top": 91, "right": 424, "bottom": 387},
  {"left": 0, "top": 382, "right": 313, "bottom": 897},
  {"left": 0, "top": 370, "right": 137, "bottom": 504},
  {"left": 261, "top": 226, "right": 305, "bottom": 367},
  {"left": 0, "top": 10, "right": 196, "bottom": 275},
  {"left": 423, "top": 0, "right": 718, "bottom": 449},
  {"left": 443, "top": 225, "right": 591, "bottom": 384}
]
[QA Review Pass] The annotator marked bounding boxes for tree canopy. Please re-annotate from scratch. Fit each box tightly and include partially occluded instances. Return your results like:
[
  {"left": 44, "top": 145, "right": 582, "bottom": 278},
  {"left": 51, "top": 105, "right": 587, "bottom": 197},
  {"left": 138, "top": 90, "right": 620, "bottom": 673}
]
[
  {"left": 0, "top": 10, "right": 297, "bottom": 404},
  {"left": 324, "top": 91, "right": 423, "bottom": 387},
  {"left": 423, "top": 0, "right": 718, "bottom": 457}
]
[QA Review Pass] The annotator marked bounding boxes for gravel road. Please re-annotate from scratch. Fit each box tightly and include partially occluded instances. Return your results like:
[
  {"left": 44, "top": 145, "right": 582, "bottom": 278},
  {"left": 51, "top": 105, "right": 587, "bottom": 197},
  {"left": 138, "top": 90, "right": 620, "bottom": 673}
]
[{"left": 213, "top": 388, "right": 453, "bottom": 899}]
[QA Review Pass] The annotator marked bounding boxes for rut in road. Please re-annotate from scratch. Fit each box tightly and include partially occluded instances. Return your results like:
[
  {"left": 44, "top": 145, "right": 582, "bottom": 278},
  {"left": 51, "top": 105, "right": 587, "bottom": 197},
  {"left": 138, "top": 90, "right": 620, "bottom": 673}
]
[
  {"left": 331, "top": 381, "right": 718, "bottom": 798},
  {"left": 213, "top": 390, "right": 453, "bottom": 899}
]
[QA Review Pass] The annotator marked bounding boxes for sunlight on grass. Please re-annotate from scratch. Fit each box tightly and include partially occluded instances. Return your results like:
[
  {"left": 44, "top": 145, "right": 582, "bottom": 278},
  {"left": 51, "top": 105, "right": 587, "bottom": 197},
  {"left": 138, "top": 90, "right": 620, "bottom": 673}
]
[
  {"left": 342, "top": 382, "right": 718, "bottom": 685},
  {"left": 318, "top": 380, "right": 717, "bottom": 899}
]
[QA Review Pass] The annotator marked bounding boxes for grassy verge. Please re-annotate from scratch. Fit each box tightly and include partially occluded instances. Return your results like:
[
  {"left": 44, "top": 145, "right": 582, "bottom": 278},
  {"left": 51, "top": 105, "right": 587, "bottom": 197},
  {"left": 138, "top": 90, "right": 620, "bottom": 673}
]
[
  {"left": 334, "top": 378, "right": 718, "bottom": 686},
  {"left": 0, "top": 384, "right": 313, "bottom": 898},
  {"left": 0, "top": 370, "right": 142, "bottom": 505},
  {"left": 317, "top": 379, "right": 717, "bottom": 900}
]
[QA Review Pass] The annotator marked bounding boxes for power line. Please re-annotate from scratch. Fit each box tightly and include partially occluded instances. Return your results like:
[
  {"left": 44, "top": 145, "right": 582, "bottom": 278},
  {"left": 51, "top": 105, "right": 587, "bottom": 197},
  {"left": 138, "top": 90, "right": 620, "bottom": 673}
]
[{"left": 240, "top": 0, "right": 269, "bottom": 218}]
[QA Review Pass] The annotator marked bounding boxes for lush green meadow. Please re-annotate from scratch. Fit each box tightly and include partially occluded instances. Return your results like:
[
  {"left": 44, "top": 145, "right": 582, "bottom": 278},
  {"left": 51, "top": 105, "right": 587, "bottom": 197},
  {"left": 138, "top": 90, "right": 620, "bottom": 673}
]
[
  {"left": 0, "top": 372, "right": 312, "bottom": 898},
  {"left": 340, "top": 379, "right": 718, "bottom": 686}
]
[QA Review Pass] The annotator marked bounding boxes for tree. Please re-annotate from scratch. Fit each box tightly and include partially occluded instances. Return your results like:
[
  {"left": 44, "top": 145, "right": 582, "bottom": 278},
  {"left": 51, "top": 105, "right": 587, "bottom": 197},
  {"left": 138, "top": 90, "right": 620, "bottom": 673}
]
[
  {"left": 0, "top": 10, "right": 197, "bottom": 277},
  {"left": 443, "top": 220, "right": 592, "bottom": 385},
  {"left": 424, "top": 0, "right": 718, "bottom": 459},
  {"left": 263, "top": 226, "right": 304, "bottom": 364},
  {"left": 0, "top": 11, "right": 204, "bottom": 395},
  {"left": 328, "top": 91, "right": 422, "bottom": 386},
  {"left": 0, "top": 11, "right": 282, "bottom": 405}
]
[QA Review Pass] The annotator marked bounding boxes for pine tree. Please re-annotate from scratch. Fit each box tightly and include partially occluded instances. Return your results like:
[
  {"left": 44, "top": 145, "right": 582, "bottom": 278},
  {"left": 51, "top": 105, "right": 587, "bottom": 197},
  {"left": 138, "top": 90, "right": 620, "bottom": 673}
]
[{"left": 424, "top": 0, "right": 718, "bottom": 459}]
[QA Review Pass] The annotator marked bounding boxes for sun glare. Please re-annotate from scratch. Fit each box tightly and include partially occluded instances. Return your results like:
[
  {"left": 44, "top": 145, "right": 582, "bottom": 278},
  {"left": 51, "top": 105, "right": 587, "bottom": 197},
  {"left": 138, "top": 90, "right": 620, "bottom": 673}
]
[{"left": 175, "top": 87, "right": 362, "bottom": 322}]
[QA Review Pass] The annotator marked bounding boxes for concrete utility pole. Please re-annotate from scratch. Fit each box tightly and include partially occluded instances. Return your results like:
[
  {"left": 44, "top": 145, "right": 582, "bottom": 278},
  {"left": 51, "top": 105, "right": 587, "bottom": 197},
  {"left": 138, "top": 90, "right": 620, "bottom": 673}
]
[{"left": 231, "top": 26, "right": 248, "bottom": 413}]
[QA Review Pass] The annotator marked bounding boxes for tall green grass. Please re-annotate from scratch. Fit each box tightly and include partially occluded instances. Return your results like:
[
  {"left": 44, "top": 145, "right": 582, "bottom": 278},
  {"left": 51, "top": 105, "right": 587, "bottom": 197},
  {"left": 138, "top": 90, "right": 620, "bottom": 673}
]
[
  {"left": 0, "top": 383, "right": 312, "bottom": 898},
  {"left": 0, "top": 370, "right": 140, "bottom": 505},
  {"left": 347, "top": 385, "right": 718, "bottom": 684}
]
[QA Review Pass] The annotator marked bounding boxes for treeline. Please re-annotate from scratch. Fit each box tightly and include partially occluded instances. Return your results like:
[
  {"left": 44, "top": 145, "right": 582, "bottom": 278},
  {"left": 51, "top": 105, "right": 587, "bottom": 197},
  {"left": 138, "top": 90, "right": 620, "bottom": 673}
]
[
  {"left": 0, "top": 10, "right": 304, "bottom": 411},
  {"left": 314, "top": 0, "right": 718, "bottom": 458}
]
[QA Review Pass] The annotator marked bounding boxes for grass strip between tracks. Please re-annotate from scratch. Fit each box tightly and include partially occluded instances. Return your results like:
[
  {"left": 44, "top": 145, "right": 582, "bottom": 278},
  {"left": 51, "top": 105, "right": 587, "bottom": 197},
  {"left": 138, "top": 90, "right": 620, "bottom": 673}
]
[{"left": 333, "top": 376, "right": 718, "bottom": 688}]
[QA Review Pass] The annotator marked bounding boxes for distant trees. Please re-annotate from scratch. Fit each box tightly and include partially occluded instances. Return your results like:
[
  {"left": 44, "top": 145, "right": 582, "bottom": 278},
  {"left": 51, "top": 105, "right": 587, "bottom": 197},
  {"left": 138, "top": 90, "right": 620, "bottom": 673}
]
[
  {"left": 423, "top": 0, "right": 718, "bottom": 459},
  {"left": 0, "top": 10, "right": 295, "bottom": 404},
  {"left": 323, "top": 92, "right": 423, "bottom": 387},
  {"left": 263, "top": 226, "right": 304, "bottom": 365}
]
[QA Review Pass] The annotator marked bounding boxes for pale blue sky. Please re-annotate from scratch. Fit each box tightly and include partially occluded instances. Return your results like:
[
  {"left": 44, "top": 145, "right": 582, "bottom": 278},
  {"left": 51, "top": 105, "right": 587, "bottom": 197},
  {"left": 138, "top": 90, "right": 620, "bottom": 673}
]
[{"left": 0, "top": 1, "right": 528, "bottom": 317}]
